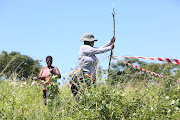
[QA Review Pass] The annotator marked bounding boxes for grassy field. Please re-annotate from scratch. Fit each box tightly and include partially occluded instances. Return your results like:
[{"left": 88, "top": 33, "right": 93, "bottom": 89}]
[{"left": 0, "top": 77, "right": 180, "bottom": 119}]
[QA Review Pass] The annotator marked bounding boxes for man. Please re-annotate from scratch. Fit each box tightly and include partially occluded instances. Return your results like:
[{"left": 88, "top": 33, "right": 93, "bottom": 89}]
[
  {"left": 71, "top": 33, "right": 115, "bottom": 97},
  {"left": 20, "top": 77, "right": 27, "bottom": 87},
  {"left": 31, "top": 77, "right": 39, "bottom": 87},
  {"left": 38, "top": 56, "right": 61, "bottom": 105}
]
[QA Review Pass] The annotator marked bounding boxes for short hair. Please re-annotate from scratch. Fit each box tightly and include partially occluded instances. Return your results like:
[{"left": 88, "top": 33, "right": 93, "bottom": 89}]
[{"left": 46, "top": 56, "right": 52, "bottom": 61}]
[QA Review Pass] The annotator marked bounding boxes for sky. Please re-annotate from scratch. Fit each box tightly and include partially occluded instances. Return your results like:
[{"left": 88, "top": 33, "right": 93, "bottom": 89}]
[{"left": 0, "top": 0, "right": 180, "bottom": 84}]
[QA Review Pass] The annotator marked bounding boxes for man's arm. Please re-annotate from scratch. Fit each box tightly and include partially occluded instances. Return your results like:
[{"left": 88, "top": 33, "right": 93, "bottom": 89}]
[
  {"left": 83, "top": 45, "right": 113, "bottom": 55},
  {"left": 54, "top": 67, "right": 61, "bottom": 78},
  {"left": 38, "top": 68, "right": 47, "bottom": 79}
]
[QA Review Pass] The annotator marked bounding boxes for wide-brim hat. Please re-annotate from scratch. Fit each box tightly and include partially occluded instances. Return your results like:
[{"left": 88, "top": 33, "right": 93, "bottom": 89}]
[{"left": 80, "top": 33, "right": 98, "bottom": 42}]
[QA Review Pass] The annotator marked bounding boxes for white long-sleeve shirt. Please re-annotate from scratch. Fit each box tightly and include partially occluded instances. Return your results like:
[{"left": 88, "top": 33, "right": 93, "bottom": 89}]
[{"left": 78, "top": 41, "right": 113, "bottom": 77}]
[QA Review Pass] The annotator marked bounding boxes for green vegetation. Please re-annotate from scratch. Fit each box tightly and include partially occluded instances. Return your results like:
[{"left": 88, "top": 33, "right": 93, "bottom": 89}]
[
  {"left": 0, "top": 53, "right": 180, "bottom": 119},
  {"left": 0, "top": 75, "right": 179, "bottom": 119},
  {"left": 42, "top": 75, "right": 60, "bottom": 100},
  {"left": 108, "top": 58, "right": 180, "bottom": 85}
]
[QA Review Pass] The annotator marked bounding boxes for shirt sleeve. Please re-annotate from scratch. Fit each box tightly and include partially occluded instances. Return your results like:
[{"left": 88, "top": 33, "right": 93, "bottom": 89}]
[{"left": 83, "top": 45, "right": 112, "bottom": 55}]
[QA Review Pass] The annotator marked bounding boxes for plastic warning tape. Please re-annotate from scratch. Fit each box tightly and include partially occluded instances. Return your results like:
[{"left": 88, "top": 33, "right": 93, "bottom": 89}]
[
  {"left": 114, "top": 56, "right": 180, "bottom": 65},
  {"left": 113, "top": 57, "right": 164, "bottom": 78}
]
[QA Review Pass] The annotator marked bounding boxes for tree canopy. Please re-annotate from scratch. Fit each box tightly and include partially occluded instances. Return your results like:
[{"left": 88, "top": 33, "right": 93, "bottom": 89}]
[
  {"left": 108, "top": 58, "right": 180, "bottom": 85},
  {"left": 0, "top": 51, "right": 42, "bottom": 79}
]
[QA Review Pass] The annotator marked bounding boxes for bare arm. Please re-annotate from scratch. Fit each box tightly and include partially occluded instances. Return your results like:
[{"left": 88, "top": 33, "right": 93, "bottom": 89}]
[
  {"left": 38, "top": 68, "right": 49, "bottom": 79},
  {"left": 54, "top": 67, "right": 61, "bottom": 79}
]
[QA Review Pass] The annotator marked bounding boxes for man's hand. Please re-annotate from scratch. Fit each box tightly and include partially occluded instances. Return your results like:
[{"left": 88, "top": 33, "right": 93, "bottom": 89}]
[
  {"left": 49, "top": 68, "right": 55, "bottom": 74},
  {"left": 111, "top": 44, "right": 114, "bottom": 49},
  {"left": 111, "top": 37, "right": 115, "bottom": 43}
]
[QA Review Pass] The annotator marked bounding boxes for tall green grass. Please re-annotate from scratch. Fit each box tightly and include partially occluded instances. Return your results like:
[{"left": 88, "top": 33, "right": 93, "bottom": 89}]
[{"left": 0, "top": 76, "right": 179, "bottom": 119}]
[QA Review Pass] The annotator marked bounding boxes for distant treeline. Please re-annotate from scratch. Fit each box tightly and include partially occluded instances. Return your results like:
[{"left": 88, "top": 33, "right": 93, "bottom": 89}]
[
  {"left": 1, "top": 51, "right": 180, "bottom": 84},
  {"left": 0, "top": 51, "right": 42, "bottom": 80},
  {"left": 101, "top": 57, "right": 180, "bottom": 85}
]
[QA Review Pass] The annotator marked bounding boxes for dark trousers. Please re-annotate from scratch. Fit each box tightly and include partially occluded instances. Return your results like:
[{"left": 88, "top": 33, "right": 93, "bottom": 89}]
[
  {"left": 71, "top": 72, "right": 93, "bottom": 97},
  {"left": 43, "top": 90, "right": 48, "bottom": 105}
]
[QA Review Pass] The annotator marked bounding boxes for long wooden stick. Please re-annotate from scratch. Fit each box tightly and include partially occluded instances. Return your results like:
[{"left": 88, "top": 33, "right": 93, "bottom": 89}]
[{"left": 108, "top": 3, "right": 115, "bottom": 76}]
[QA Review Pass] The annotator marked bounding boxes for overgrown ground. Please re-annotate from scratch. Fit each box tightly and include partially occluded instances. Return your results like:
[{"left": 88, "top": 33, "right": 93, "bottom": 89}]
[{"left": 0, "top": 77, "right": 180, "bottom": 119}]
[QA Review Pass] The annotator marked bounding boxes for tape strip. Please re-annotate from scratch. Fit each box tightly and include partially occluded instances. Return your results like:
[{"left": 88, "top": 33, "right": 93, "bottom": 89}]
[
  {"left": 113, "top": 57, "right": 164, "bottom": 78},
  {"left": 114, "top": 56, "right": 180, "bottom": 65}
]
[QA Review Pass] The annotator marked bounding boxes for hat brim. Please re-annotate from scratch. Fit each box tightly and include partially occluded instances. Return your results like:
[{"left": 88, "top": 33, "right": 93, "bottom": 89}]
[{"left": 80, "top": 38, "right": 98, "bottom": 42}]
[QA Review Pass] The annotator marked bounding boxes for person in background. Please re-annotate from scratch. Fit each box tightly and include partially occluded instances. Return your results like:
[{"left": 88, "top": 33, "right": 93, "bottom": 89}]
[
  {"left": 31, "top": 77, "right": 39, "bottom": 87},
  {"left": 10, "top": 80, "right": 16, "bottom": 86},
  {"left": 38, "top": 56, "right": 61, "bottom": 105},
  {"left": 71, "top": 33, "right": 115, "bottom": 97},
  {"left": 20, "top": 77, "right": 27, "bottom": 87}
]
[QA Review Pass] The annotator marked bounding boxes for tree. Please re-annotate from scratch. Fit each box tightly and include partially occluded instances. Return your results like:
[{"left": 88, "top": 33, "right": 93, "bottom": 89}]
[
  {"left": 108, "top": 58, "right": 179, "bottom": 85},
  {"left": 108, "top": 58, "right": 145, "bottom": 85},
  {"left": 0, "top": 51, "right": 42, "bottom": 79}
]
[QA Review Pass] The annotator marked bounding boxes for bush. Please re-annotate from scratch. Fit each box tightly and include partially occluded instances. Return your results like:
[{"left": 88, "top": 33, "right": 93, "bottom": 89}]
[{"left": 0, "top": 76, "right": 179, "bottom": 119}]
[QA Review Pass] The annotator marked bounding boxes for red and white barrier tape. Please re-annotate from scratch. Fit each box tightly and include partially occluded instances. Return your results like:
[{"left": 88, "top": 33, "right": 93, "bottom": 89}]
[
  {"left": 114, "top": 56, "right": 180, "bottom": 65},
  {"left": 113, "top": 57, "right": 164, "bottom": 78}
]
